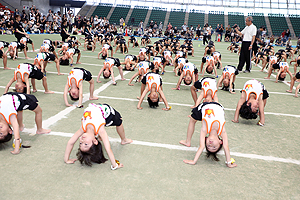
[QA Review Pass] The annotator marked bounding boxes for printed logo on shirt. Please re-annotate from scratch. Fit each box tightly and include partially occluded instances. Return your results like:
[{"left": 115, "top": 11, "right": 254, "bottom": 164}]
[
  {"left": 203, "top": 81, "right": 210, "bottom": 87},
  {"left": 148, "top": 76, "right": 154, "bottom": 81},
  {"left": 83, "top": 111, "right": 92, "bottom": 120},
  {"left": 204, "top": 108, "right": 215, "bottom": 118},
  {"left": 245, "top": 84, "right": 253, "bottom": 91},
  {"left": 69, "top": 70, "right": 74, "bottom": 75}
]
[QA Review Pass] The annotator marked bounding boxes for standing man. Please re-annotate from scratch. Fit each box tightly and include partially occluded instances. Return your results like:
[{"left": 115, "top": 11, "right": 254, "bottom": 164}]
[{"left": 235, "top": 16, "right": 257, "bottom": 73}]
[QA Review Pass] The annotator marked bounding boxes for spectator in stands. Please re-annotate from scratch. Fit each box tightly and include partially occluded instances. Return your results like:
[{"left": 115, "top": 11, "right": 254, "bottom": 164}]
[
  {"left": 167, "top": 22, "right": 172, "bottom": 30},
  {"left": 219, "top": 24, "right": 224, "bottom": 41},
  {"left": 29, "top": 9, "right": 35, "bottom": 22},
  {"left": 215, "top": 24, "right": 220, "bottom": 41},
  {"left": 159, "top": 22, "right": 163, "bottom": 30},
  {"left": 285, "top": 29, "right": 290, "bottom": 39},
  {"left": 182, "top": 22, "right": 188, "bottom": 35},
  {"left": 149, "top": 20, "right": 154, "bottom": 29},
  {"left": 46, "top": 9, "right": 54, "bottom": 22},
  {"left": 235, "top": 16, "right": 257, "bottom": 73},
  {"left": 21, "top": 10, "right": 28, "bottom": 21},
  {"left": 14, "top": 9, "right": 20, "bottom": 18},
  {"left": 281, "top": 30, "right": 286, "bottom": 39}
]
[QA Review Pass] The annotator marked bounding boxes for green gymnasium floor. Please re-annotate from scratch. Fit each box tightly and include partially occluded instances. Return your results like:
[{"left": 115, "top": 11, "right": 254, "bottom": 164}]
[{"left": 0, "top": 34, "right": 299, "bottom": 199}]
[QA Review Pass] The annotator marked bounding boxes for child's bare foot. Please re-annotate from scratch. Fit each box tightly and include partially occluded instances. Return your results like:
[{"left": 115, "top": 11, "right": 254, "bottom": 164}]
[
  {"left": 25, "top": 57, "right": 30, "bottom": 59},
  {"left": 36, "top": 128, "right": 51, "bottom": 134},
  {"left": 121, "top": 78, "right": 126, "bottom": 81},
  {"left": 57, "top": 73, "right": 64, "bottom": 75},
  {"left": 137, "top": 96, "right": 140, "bottom": 100},
  {"left": 179, "top": 140, "right": 191, "bottom": 147},
  {"left": 260, "top": 69, "right": 263, "bottom": 72},
  {"left": 264, "top": 77, "right": 270, "bottom": 79},
  {"left": 45, "top": 90, "right": 54, "bottom": 94},
  {"left": 76, "top": 62, "right": 81, "bottom": 64},
  {"left": 97, "top": 80, "right": 102, "bottom": 83},
  {"left": 32, "top": 89, "right": 37, "bottom": 93},
  {"left": 190, "top": 105, "right": 196, "bottom": 108},
  {"left": 89, "top": 96, "right": 98, "bottom": 100},
  {"left": 286, "top": 90, "right": 292, "bottom": 93},
  {"left": 294, "top": 95, "right": 298, "bottom": 98},
  {"left": 121, "top": 138, "right": 133, "bottom": 145},
  {"left": 3, "top": 67, "right": 11, "bottom": 70}
]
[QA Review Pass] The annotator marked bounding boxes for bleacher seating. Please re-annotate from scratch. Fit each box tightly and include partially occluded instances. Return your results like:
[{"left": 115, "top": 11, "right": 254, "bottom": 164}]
[
  {"left": 148, "top": 10, "right": 167, "bottom": 26},
  {"left": 289, "top": 17, "right": 300, "bottom": 38},
  {"left": 168, "top": 11, "right": 186, "bottom": 29},
  {"left": 0, "top": 3, "right": 13, "bottom": 14},
  {"left": 188, "top": 12, "right": 205, "bottom": 27},
  {"left": 251, "top": 15, "right": 266, "bottom": 32},
  {"left": 109, "top": 6, "right": 130, "bottom": 25},
  {"left": 228, "top": 15, "right": 245, "bottom": 29},
  {"left": 92, "top": 5, "right": 112, "bottom": 18},
  {"left": 268, "top": 15, "right": 288, "bottom": 36},
  {"left": 130, "top": 8, "right": 148, "bottom": 27},
  {"left": 208, "top": 14, "right": 224, "bottom": 28}
]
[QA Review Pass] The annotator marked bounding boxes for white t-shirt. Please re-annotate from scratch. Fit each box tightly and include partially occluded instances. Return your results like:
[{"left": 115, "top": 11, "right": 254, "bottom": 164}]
[{"left": 241, "top": 23, "right": 257, "bottom": 42}]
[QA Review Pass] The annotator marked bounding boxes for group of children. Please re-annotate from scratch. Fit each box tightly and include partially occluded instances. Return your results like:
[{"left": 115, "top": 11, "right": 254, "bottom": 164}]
[{"left": 1, "top": 31, "right": 300, "bottom": 170}]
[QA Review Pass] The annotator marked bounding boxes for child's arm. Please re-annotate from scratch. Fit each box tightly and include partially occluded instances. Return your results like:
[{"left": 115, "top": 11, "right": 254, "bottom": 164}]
[
  {"left": 63, "top": 82, "right": 73, "bottom": 107},
  {"left": 232, "top": 92, "right": 246, "bottom": 123},
  {"left": 217, "top": 74, "right": 224, "bottom": 88},
  {"left": 275, "top": 68, "right": 283, "bottom": 83},
  {"left": 229, "top": 75, "right": 235, "bottom": 94},
  {"left": 96, "top": 67, "right": 104, "bottom": 83},
  {"left": 213, "top": 92, "right": 219, "bottom": 103},
  {"left": 221, "top": 128, "right": 237, "bottom": 168},
  {"left": 192, "top": 90, "right": 204, "bottom": 108},
  {"left": 172, "top": 73, "right": 184, "bottom": 90},
  {"left": 158, "top": 87, "right": 171, "bottom": 110},
  {"left": 64, "top": 128, "right": 84, "bottom": 163},
  {"left": 258, "top": 96, "right": 265, "bottom": 125},
  {"left": 183, "top": 127, "right": 206, "bottom": 164},
  {"left": 77, "top": 81, "right": 83, "bottom": 107},
  {"left": 24, "top": 74, "right": 30, "bottom": 94},
  {"left": 137, "top": 85, "right": 149, "bottom": 109},
  {"left": 98, "top": 126, "right": 123, "bottom": 169},
  {"left": 10, "top": 115, "right": 21, "bottom": 154},
  {"left": 110, "top": 68, "right": 116, "bottom": 84},
  {"left": 4, "top": 77, "right": 16, "bottom": 93}
]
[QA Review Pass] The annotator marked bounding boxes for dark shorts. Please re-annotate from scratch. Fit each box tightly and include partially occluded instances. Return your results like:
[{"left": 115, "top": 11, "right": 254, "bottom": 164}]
[
  {"left": 193, "top": 80, "right": 202, "bottom": 89},
  {"left": 0, "top": 50, "right": 3, "bottom": 58},
  {"left": 105, "top": 109, "right": 122, "bottom": 127},
  {"left": 6, "top": 92, "right": 38, "bottom": 111},
  {"left": 295, "top": 72, "right": 300, "bottom": 79},
  {"left": 28, "top": 64, "right": 44, "bottom": 80},
  {"left": 263, "top": 89, "right": 269, "bottom": 100}
]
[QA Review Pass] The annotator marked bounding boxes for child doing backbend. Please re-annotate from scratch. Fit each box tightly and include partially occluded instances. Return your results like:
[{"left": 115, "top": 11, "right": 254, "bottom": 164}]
[
  {"left": 121, "top": 54, "right": 138, "bottom": 71},
  {"left": 34, "top": 52, "right": 62, "bottom": 75},
  {"left": 0, "top": 92, "right": 51, "bottom": 154},
  {"left": 264, "top": 62, "right": 293, "bottom": 83},
  {"left": 64, "top": 103, "right": 131, "bottom": 168},
  {"left": 64, "top": 68, "right": 98, "bottom": 108},
  {"left": 182, "top": 102, "right": 237, "bottom": 168},
  {"left": 286, "top": 70, "right": 300, "bottom": 97},
  {"left": 97, "top": 57, "right": 125, "bottom": 85},
  {"left": 190, "top": 77, "right": 218, "bottom": 108},
  {"left": 98, "top": 43, "right": 113, "bottom": 59},
  {"left": 5, "top": 63, "right": 54, "bottom": 94},
  {"left": 137, "top": 72, "right": 171, "bottom": 110},
  {"left": 232, "top": 79, "right": 269, "bottom": 126},
  {"left": 172, "top": 62, "right": 198, "bottom": 90},
  {"left": 200, "top": 55, "right": 218, "bottom": 77},
  {"left": 128, "top": 61, "right": 154, "bottom": 86},
  {"left": 289, "top": 55, "right": 300, "bottom": 75},
  {"left": 217, "top": 65, "right": 238, "bottom": 94}
]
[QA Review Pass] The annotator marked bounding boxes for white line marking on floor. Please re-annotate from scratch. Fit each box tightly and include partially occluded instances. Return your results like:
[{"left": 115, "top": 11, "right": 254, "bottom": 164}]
[{"left": 36, "top": 130, "right": 300, "bottom": 166}]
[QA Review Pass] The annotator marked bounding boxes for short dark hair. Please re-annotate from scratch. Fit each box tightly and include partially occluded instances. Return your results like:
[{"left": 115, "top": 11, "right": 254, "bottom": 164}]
[
  {"left": 183, "top": 78, "right": 192, "bottom": 85},
  {"left": 0, "top": 127, "right": 13, "bottom": 144},
  {"left": 147, "top": 96, "right": 159, "bottom": 108},
  {"left": 69, "top": 91, "right": 79, "bottom": 101},
  {"left": 205, "top": 137, "right": 223, "bottom": 161},
  {"left": 239, "top": 101, "right": 258, "bottom": 119},
  {"left": 206, "top": 67, "right": 213, "bottom": 74},
  {"left": 103, "top": 71, "right": 111, "bottom": 79},
  {"left": 76, "top": 138, "right": 107, "bottom": 166}
]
